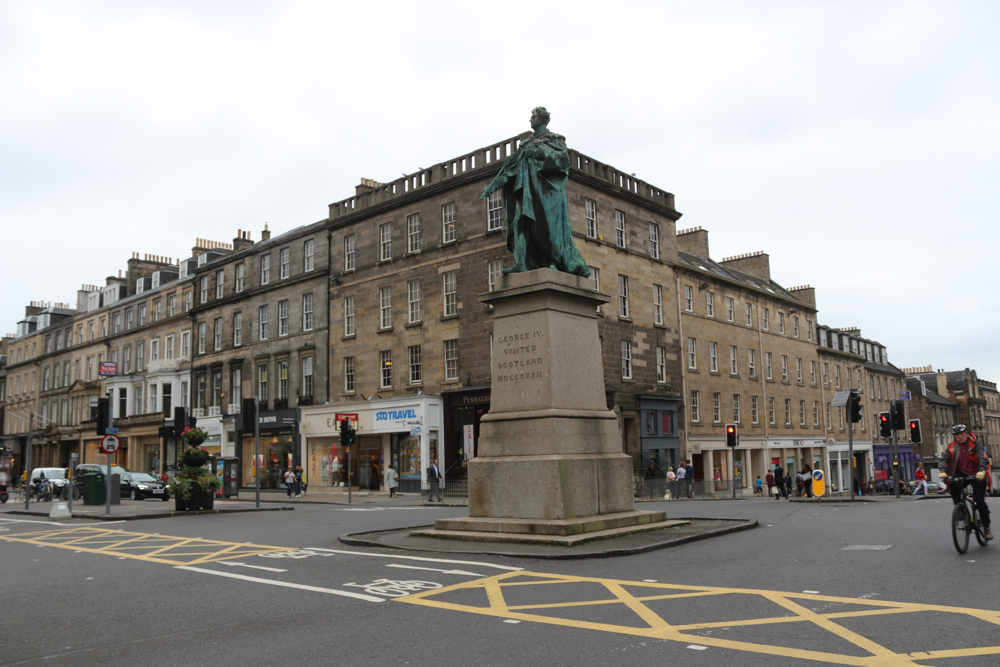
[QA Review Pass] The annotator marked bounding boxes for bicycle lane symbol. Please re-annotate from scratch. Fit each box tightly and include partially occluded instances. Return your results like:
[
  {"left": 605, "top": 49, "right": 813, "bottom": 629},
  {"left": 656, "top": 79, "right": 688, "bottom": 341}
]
[{"left": 344, "top": 579, "right": 442, "bottom": 597}]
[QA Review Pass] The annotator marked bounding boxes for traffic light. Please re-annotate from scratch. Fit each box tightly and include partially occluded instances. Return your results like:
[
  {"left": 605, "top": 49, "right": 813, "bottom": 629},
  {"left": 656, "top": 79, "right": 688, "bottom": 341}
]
[
  {"left": 725, "top": 424, "right": 738, "bottom": 447},
  {"left": 173, "top": 407, "right": 188, "bottom": 437},
  {"left": 94, "top": 397, "right": 110, "bottom": 435},
  {"left": 848, "top": 391, "right": 863, "bottom": 423},
  {"left": 879, "top": 412, "right": 892, "bottom": 438},
  {"left": 909, "top": 419, "right": 922, "bottom": 443},
  {"left": 890, "top": 399, "right": 906, "bottom": 429},
  {"left": 241, "top": 398, "right": 257, "bottom": 432},
  {"left": 340, "top": 419, "right": 356, "bottom": 450}
]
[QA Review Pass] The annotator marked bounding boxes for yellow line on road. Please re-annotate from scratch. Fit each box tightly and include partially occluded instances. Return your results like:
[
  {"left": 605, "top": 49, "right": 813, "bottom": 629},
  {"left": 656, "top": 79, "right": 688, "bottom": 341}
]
[
  {"left": 0, "top": 526, "right": 290, "bottom": 565},
  {"left": 398, "top": 571, "right": 1000, "bottom": 666}
]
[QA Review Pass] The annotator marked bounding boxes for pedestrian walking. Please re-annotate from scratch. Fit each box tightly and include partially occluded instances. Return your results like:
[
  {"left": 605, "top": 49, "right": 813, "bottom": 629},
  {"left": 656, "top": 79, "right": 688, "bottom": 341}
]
[
  {"left": 765, "top": 470, "right": 775, "bottom": 497},
  {"left": 784, "top": 473, "right": 794, "bottom": 499},
  {"left": 284, "top": 468, "right": 297, "bottom": 498},
  {"left": 773, "top": 464, "right": 785, "bottom": 499},
  {"left": 675, "top": 464, "right": 686, "bottom": 499},
  {"left": 426, "top": 458, "right": 443, "bottom": 502},
  {"left": 755, "top": 476, "right": 763, "bottom": 497},
  {"left": 685, "top": 462, "right": 694, "bottom": 498},
  {"left": 913, "top": 462, "right": 928, "bottom": 496},
  {"left": 666, "top": 466, "right": 676, "bottom": 499},
  {"left": 385, "top": 463, "right": 399, "bottom": 498},
  {"left": 295, "top": 466, "right": 305, "bottom": 497}
]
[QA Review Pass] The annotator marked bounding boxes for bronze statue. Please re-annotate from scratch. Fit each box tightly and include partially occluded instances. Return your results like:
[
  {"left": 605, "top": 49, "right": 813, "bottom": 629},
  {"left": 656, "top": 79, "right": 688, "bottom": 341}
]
[{"left": 481, "top": 108, "right": 591, "bottom": 277}]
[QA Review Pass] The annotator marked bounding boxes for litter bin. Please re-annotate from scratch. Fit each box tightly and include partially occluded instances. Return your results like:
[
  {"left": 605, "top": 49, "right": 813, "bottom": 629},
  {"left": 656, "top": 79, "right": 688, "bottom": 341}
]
[
  {"left": 81, "top": 473, "right": 120, "bottom": 505},
  {"left": 81, "top": 473, "right": 103, "bottom": 505}
]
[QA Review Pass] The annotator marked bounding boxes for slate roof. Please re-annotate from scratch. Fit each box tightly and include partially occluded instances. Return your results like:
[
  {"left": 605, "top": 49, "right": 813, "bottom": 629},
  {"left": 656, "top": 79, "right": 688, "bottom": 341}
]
[{"left": 675, "top": 251, "right": 808, "bottom": 307}]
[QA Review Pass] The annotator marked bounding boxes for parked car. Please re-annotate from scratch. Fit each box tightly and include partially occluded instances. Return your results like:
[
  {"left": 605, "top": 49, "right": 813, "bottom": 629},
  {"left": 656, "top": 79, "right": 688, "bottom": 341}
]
[{"left": 120, "top": 472, "right": 169, "bottom": 501}]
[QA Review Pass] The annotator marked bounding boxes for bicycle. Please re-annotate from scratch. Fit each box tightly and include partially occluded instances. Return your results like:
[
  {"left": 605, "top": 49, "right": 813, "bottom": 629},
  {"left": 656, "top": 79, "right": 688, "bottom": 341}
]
[{"left": 948, "top": 475, "right": 989, "bottom": 554}]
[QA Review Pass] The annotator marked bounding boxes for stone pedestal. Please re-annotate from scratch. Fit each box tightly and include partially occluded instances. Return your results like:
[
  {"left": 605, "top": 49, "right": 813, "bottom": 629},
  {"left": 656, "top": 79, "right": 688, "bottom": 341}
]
[{"left": 435, "top": 269, "right": 643, "bottom": 538}]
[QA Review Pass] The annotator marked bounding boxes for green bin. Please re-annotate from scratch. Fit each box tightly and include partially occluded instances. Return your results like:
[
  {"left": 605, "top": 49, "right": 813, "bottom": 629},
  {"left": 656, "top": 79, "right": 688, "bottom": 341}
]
[{"left": 81, "top": 473, "right": 104, "bottom": 505}]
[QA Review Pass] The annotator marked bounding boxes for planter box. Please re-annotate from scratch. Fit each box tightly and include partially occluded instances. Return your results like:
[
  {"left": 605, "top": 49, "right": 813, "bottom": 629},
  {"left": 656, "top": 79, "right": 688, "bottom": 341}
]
[{"left": 175, "top": 485, "right": 216, "bottom": 511}]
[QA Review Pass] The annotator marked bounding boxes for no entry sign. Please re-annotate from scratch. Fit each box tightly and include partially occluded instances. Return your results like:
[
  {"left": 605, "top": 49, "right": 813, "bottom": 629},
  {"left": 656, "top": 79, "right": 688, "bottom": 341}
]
[{"left": 100, "top": 434, "right": 121, "bottom": 454}]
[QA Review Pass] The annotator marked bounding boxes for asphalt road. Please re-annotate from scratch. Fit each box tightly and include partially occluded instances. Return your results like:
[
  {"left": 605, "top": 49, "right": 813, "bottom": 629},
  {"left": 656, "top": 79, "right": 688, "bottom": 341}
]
[{"left": 1, "top": 495, "right": 997, "bottom": 667}]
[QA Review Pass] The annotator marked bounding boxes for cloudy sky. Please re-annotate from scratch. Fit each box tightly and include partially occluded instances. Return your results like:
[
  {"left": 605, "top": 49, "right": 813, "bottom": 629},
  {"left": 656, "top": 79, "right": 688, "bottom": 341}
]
[{"left": 2, "top": 1, "right": 998, "bottom": 384}]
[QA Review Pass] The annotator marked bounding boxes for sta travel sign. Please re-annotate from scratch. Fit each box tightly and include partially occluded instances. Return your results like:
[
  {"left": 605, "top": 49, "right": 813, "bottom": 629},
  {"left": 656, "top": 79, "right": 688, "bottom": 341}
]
[{"left": 374, "top": 408, "right": 422, "bottom": 431}]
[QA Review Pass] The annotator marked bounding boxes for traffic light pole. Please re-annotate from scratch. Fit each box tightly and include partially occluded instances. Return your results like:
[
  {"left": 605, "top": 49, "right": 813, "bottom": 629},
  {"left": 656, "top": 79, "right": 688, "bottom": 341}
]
[
  {"left": 23, "top": 413, "right": 33, "bottom": 510},
  {"left": 891, "top": 429, "right": 900, "bottom": 499},
  {"left": 253, "top": 398, "right": 260, "bottom": 509},
  {"left": 848, "top": 417, "right": 855, "bottom": 501},
  {"left": 106, "top": 389, "right": 114, "bottom": 515}
]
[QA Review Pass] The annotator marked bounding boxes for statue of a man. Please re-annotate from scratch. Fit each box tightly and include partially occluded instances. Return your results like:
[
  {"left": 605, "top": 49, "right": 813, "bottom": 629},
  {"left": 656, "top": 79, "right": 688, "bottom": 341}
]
[{"left": 481, "top": 108, "right": 591, "bottom": 277}]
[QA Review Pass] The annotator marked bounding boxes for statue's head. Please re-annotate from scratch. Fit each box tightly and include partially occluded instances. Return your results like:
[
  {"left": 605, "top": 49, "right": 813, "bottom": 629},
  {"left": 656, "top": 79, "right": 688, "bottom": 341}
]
[{"left": 530, "top": 106, "right": 550, "bottom": 130}]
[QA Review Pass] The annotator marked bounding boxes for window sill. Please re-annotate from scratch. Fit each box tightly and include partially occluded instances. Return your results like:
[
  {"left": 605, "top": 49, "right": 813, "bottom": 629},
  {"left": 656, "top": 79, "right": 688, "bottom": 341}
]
[
  {"left": 342, "top": 334, "right": 356, "bottom": 341},
  {"left": 378, "top": 327, "right": 394, "bottom": 334},
  {"left": 405, "top": 321, "right": 423, "bottom": 329},
  {"left": 440, "top": 314, "right": 459, "bottom": 322}
]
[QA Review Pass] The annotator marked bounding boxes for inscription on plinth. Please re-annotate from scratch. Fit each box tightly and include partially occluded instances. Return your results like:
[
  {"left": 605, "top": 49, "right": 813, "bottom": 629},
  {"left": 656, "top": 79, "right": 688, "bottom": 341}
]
[{"left": 495, "top": 329, "right": 545, "bottom": 384}]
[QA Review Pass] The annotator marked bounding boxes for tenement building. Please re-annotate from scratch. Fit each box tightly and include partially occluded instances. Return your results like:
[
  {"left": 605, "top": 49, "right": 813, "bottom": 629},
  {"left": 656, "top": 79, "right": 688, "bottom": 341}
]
[
  {"left": 188, "top": 224, "right": 330, "bottom": 493},
  {"left": 906, "top": 367, "right": 999, "bottom": 486},
  {"left": 817, "top": 325, "right": 905, "bottom": 492},
  {"left": 674, "top": 227, "right": 824, "bottom": 491},
  {"left": 301, "top": 133, "right": 684, "bottom": 493}
]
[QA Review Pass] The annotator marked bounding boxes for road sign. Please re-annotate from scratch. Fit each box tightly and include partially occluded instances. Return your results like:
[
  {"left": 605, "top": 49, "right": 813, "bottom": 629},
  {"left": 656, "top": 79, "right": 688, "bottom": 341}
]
[
  {"left": 811, "top": 469, "right": 826, "bottom": 496},
  {"left": 900, "top": 391, "right": 912, "bottom": 400},
  {"left": 105, "top": 427, "right": 118, "bottom": 435},
  {"left": 100, "top": 434, "right": 121, "bottom": 454}
]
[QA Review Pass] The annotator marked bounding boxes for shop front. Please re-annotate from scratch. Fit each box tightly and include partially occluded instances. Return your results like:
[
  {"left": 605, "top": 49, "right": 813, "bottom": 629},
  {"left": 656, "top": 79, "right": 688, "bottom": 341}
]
[
  {"left": 873, "top": 443, "right": 916, "bottom": 494},
  {"left": 301, "top": 395, "right": 443, "bottom": 494},
  {"left": 826, "top": 439, "right": 873, "bottom": 495},
  {"left": 442, "top": 387, "right": 491, "bottom": 483},
  {"left": 238, "top": 408, "right": 297, "bottom": 489},
  {"left": 638, "top": 395, "right": 682, "bottom": 473}
]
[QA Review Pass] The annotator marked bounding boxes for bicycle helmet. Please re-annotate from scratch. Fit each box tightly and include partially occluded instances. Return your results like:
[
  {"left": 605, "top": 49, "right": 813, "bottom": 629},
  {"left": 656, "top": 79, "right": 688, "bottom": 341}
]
[{"left": 952, "top": 424, "right": 969, "bottom": 435}]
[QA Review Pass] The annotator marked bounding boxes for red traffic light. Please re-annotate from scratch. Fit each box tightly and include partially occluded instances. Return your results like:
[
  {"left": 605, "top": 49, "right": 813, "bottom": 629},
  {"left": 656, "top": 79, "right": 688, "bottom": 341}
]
[{"left": 726, "top": 425, "right": 735, "bottom": 434}]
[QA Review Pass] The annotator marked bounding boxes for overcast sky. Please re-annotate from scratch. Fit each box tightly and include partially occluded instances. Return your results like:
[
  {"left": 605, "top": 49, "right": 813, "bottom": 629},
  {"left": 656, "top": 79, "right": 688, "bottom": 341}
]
[{"left": 2, "top": 0, "right": 998, "bottom": 385}]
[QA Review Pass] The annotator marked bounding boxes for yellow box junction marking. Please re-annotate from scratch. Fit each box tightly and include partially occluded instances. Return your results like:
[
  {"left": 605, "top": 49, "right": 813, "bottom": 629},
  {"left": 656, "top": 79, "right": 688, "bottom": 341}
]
[
  {"left": 398, "top": 571, "right": 1000, "bottom": 666},
  {"left": 0, "top": 526, "right": 291, "bottom": 565}
]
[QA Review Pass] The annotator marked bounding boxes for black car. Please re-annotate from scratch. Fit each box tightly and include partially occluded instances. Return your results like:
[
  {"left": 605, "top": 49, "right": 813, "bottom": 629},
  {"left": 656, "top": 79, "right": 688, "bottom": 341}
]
[{"left": 120, "top": 472, "right": 169, "bottom": 501}]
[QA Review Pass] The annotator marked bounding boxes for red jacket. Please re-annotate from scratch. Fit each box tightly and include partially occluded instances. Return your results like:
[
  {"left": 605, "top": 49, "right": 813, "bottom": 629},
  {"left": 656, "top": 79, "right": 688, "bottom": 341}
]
[{"left": 941, "top": 434, "right": 988, "bottom": 477}]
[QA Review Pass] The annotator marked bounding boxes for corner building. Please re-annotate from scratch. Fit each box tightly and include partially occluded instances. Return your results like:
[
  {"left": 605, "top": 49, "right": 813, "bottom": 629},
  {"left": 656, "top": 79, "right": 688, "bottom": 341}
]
[{"left": 308, "top": 133, "right": 684, "bottom": 493}]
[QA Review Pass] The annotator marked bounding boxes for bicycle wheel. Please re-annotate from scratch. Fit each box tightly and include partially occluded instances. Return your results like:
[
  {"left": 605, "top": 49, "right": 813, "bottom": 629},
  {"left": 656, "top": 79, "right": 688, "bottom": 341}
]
[
  {"left": 974, "top": 510, "right": 989, "bottom": 547},
  {"left": 952, "top": 503, "right": 971, "bottom": 554}
]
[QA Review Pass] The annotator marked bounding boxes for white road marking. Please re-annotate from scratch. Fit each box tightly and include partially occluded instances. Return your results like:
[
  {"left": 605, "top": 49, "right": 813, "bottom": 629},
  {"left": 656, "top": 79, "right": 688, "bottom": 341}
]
[
  {"left": 386, "top": 563, "right": 484, "bottom": 576},
  {"left": 504, "top": 620, "right": 520, "bottom": 624},
  {"left": 217, "top": 561, "right": 288, "bottom": 573},
  {"left": 687, "top": 645, "right": 708, "bottom": 650},
  {"left": 176, "top": 566, "right": 384, "bottom": 602},
  {"left": 305, "top": 547, "right": 522, "bottom": 571},
  {"left": 0, "top": 517, "right": 60, "bottom": 525},
  {"left": 803, "top": 590, "right": 820, "bottom": 594}
]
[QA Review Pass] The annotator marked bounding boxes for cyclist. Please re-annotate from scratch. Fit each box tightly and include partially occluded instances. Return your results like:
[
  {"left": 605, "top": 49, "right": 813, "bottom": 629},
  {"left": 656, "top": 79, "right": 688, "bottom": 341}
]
[{"left": 939, "top": 424, "right": 992, "bottom": 540}]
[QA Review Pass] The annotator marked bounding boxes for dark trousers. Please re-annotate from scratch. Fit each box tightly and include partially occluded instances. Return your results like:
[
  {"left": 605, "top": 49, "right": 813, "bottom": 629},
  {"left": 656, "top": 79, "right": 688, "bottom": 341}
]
[
  {"left": 950, "top": 478, "right": 991, "bottom": 527},
  {"left": 429, "top": 479, "right": 442, "bottom": 501}
]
